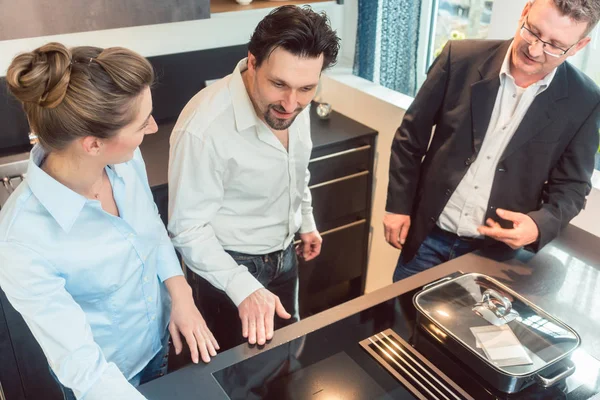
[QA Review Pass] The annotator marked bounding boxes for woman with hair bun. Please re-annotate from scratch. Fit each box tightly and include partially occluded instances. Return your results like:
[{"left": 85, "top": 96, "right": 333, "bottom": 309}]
[{"left": 0, "top": 42, "right": 218, "bottom": 400}]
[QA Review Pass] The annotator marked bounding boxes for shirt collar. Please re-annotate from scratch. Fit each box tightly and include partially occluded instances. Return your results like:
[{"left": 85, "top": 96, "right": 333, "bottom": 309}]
[
  {"left": 108, "top": 162, "right": 126, "bottom": 181},
  {"left": 500, "top": 42, "right": 557, "bottom": 89},
  {"left": 229, "top": 58, "right": 260, "bottom": 132},
  {"left": 26, "top": 144, "right": 88, "bottom": 233}
]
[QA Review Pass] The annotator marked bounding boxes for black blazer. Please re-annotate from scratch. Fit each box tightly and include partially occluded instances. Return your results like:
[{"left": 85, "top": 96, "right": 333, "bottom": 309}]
[{"left": 386, "top": 39, "right": 600, "bottom": 262}]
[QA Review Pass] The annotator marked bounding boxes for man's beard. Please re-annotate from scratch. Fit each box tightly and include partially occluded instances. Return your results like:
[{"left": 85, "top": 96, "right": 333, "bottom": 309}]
[{"left": 263, "top": 104, "right": 302, "bottom": 131}]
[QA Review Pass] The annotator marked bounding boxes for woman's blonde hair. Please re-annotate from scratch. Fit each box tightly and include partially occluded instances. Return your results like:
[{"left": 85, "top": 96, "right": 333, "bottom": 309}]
[{"left": 6, "top": 42, "right": 154, "bottom": 151}]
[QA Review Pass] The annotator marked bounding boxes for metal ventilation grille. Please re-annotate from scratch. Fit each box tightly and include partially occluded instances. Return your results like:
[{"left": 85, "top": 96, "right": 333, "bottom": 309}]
[{"left": 360, "top": 329, "right": 473, "bottom": 400}]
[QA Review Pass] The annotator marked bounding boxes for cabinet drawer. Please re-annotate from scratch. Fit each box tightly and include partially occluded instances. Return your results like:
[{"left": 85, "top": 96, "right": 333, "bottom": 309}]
[
  {"left": 308, "top": 145, "right": 371, "bottom": 185},
  {"left": 298, "top": 219, "right": 367, "bottom": 295},
  {"left": 310, "top": 171, "right": 369, "bottom": 225},
  {"left": 301, "top": 278, "right": 361, "bottom": 317}
]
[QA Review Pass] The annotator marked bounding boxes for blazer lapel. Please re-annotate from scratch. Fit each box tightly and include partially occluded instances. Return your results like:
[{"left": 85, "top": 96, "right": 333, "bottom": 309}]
[
  {"left": 500, "top": 63, "right": 568, "bottom": 161},
  {"left": 470, "top": 40, "right": 511, "bottom": 154}
]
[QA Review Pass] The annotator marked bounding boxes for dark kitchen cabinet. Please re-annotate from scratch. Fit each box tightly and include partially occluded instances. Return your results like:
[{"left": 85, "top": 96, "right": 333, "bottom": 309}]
[{"left": 297, "top": 116, "right": 377, "bottom": 317}]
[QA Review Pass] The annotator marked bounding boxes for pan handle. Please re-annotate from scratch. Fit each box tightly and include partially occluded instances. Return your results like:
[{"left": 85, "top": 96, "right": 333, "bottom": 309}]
[
  {"left": 482, "top": 289, "right": 512, "bottom": 316},
  {"left": 535, "top": 359, "right": 576, "bottom": 388}
]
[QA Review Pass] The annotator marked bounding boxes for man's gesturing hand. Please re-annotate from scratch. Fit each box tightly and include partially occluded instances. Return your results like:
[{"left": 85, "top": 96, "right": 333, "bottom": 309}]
[{"left": 477, "top": 208, "right": 539, "bottom": 249}]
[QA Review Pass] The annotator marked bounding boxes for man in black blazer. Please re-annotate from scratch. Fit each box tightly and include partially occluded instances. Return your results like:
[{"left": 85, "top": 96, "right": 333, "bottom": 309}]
[{"left": 385, "top": 0, "right": 600, "bottom": 281}]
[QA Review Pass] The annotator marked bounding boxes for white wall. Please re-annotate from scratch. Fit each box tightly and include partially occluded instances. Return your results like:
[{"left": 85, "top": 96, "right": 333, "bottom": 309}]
[
  {"left": 487, "top": 0, "right": 528, "bottom": 40},
  {"left": 0, "top": 2, "right": 344, "bottom": 77},
  {"left": 340, "top": 0, "right": 357, "bottom": 64}
]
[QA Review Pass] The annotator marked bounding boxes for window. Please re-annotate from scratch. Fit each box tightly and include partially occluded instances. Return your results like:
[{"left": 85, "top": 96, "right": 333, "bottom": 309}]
[
  {"left": 571, "top": 30, "right": 600, "bottom": 170},
  {"left": 427, "top": 0, "right": 495, "bottom": 68}
]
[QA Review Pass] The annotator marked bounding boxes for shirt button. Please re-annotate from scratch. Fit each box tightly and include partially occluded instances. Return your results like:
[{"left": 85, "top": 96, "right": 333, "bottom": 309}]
[
  {"left": 151, "top": 315, "right": 156, "bottom": 321},
  {"left": 445, "top": 189, "right": 451, "bottom": 196},
  {"left": 498, "top": 168, "right": 506, "bottom": 172},
  {"left": 474, "top": 186, "right": 479, "bottom": 190},
  {"left": 512, "top": 94, "right": 516, "bottom": 98},
  {"left": 487, "top": 156, "right": 491, "bottom": 160},
  {"left": 147, "top": 296, "right": 153, "bottom": 302},
  {"left": 430, "top": 217, "right": 436, "bottom": 223},
  {"left": 128, "top": 233, "right": 135, "bottom": 239},
  {"left": 143, "top": 276, "right": 149, "bottom": 283}
]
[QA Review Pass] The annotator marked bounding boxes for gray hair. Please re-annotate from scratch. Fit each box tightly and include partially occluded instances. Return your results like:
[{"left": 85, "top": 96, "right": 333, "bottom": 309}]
[{"left": 545, "top": 0, "right": 600, "bottom": 36}]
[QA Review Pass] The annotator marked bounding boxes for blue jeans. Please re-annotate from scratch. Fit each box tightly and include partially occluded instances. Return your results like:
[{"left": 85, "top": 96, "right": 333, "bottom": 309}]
[
  {"left": 393, "top": 225, "right": 483, "bottom": 282},
  {"left": 191, "top": 243, "right": 299, "bottom": 351},
  {"left": 51, "top": 329, "right": 170, "bottom": 399},
  {"left": 228, "top": 243, "right": 300, "bottom": 325}
]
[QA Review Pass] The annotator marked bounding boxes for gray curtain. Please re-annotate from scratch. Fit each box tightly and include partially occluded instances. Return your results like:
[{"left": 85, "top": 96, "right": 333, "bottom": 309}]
[{"left": 354, "top": 0, "right": 423, "bottom": 97}]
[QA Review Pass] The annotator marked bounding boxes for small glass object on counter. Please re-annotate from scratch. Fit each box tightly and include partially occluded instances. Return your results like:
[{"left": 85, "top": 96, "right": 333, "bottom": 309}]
[{"left": 316, "top": 102, "right": 332, "bottom": 119}]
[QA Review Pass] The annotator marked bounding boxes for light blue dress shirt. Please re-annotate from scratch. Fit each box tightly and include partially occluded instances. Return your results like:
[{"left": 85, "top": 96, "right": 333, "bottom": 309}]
[{"left": 0, "top": 145, "right": 183, "bottom": 399}]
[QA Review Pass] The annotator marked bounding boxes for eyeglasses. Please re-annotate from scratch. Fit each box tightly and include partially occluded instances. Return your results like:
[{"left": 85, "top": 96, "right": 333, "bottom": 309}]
[{"left": 519, "top": 17, "right": 577, "bottom": 57}]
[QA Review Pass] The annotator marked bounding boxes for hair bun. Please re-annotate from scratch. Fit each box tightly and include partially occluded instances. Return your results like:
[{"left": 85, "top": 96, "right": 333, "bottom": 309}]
[{"left": 6, "top": 42, "right": 72, "bottom": 109}]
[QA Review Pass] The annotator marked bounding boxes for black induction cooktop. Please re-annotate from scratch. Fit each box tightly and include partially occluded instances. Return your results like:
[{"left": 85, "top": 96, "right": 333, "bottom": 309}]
[{"left": 213, "top": 288, "right": 600, "bottom": 400}]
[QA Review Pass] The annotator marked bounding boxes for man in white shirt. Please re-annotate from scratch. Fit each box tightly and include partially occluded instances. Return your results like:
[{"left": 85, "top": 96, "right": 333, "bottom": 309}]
[
  {"left": 384, "top": 0, "right": 600, "bottom": 280},
  {"left": 168, "top": 6, "right": 340, "bottom": 350}
]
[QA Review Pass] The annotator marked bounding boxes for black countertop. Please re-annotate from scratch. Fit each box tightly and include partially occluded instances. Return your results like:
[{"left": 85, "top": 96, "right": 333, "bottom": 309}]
[
  {"left": 139, "top": 104, "right": 378, "bottom": 189},
  {"left": 139, "top": 224, "right": 600, "bottom": 399}
]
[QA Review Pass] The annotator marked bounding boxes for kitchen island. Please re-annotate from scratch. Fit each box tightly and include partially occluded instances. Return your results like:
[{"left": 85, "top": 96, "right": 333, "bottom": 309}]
[{"left": 139, "top": 224, "right": 600, "bottom": 399}]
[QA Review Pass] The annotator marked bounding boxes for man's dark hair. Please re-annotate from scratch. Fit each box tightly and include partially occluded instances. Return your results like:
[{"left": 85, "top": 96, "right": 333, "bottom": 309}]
[{"left": 248, "top": 5, "right": 340, "bottom": 70}]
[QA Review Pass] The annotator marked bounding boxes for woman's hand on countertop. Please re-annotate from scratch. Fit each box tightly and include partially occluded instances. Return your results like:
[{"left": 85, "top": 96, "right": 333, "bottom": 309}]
[{"left": 165, "top": 276, "right": 220, "bottom": 363}]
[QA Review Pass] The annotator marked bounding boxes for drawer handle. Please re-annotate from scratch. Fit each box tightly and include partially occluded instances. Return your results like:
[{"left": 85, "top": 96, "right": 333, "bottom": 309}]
[
  {"left": 309, "top": 170, "right": 369, "bottom": 189},
  {"left": 309, "top": 145, "right": 371, "bottom": 163},
  {"left": 294, "top": 219, "right": 367, "bottom": 245}
]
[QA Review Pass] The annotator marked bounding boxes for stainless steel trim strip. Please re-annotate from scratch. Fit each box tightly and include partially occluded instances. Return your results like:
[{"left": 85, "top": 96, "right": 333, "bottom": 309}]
[
  {"left": 321, "top": 219, "right": 366, "bottom": 237},
  {"left": 368, "top": 337, "right": 441, "bottom": 400},
  {"left": 360, "top": 329, "right": 474, "bottom": 400},
  {"left": 308, "top": 145, "right": 371, "bottom": 163},
  {"left": 361, "top": 339, "right": 428, "bottom": 400},
  {"left": 377, "top": 333, "right": 460, "bottom": 400},
  {"left": 308, "top": 170, "right": 369, "bottom": 190},
  {"left": 293, "top": 219, "right": 366, "bottom": 246},
  {"left": 374, "top": 334, "right": 450, "bottom": 400}
]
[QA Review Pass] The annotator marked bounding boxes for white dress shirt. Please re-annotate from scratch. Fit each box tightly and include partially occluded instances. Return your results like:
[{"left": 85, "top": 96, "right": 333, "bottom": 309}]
[
  {"left": 168, "top": 58, "right": 316, "bottom": 306},
  {"left": 438, "top": 44, "right": 557, "bottom": 237},
  {"left": 0, "top": 146, "right": 182, "bottom": 400}
]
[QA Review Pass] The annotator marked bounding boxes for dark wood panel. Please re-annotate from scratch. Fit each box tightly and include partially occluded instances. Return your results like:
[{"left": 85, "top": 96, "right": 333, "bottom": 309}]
[
  {"left": 300, "top": 277, "right": 362, "bottom": 317},
  {"left": 310, "top": 172, "right": 369, "bottom": 225},
  {"left": 309, "top": 109, "right": 377, "bottom": 150},
  {"left": 151, "top": 183, "right": 169, "bottom": 229},
  {"left": 308, "top": 143, "right": 371, "bottom": 185},
  {"left": 0, "top": 290, "right": 62, "bottom": 400},
  {"left": 299, "top": 220, "right": 368, "bottom": 296},
  {"left": 0, "top": 77, "right": 30, "bottom": 156},
  {"left": 149, "top": 45, "right": 248, "bottom": 124},
  {"left": 0, "top": 290, "right": 26, "bottom": 400}
]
